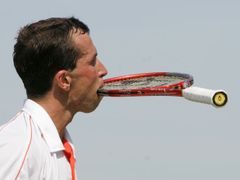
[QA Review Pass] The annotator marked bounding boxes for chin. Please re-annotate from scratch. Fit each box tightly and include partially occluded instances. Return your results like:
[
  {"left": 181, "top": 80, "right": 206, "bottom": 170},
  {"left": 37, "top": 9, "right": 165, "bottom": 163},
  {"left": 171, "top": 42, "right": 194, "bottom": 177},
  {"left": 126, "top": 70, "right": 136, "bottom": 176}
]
[
  {"left": 82, "top": 100, "right": 102, "bottom": 113},
  {"left": 82, "top": 106, "right": 97, "bottom": 113}
]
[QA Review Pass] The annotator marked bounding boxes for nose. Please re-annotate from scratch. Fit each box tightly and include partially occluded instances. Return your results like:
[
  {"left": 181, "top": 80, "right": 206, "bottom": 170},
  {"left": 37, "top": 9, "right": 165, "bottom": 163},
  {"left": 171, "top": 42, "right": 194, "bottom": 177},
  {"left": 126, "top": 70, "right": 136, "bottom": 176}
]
[{"left": 97, "top": 59, "right": 108, "bottom": 78}]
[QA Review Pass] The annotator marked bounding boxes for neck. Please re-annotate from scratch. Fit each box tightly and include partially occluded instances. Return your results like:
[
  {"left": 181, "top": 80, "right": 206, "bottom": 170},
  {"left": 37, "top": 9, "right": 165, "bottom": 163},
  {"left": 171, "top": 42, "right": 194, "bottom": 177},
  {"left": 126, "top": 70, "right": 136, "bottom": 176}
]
[{"left": 32, "top": 95, "right": 74, "bottom": 139}]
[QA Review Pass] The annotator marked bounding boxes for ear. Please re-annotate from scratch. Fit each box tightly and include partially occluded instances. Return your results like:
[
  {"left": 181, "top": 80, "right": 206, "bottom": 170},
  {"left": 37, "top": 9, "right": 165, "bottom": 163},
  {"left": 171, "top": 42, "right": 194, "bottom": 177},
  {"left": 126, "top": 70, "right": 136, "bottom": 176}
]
[{"left": 54, "top": 70, "right": 71, "bottom": 91}]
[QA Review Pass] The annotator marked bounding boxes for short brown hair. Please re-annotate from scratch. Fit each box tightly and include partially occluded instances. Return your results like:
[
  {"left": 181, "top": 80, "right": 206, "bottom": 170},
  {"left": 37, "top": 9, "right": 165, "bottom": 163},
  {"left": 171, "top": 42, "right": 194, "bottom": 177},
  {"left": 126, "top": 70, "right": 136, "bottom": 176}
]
[{"left": 13, "top": 17, "right": 89, "bottom": 98}]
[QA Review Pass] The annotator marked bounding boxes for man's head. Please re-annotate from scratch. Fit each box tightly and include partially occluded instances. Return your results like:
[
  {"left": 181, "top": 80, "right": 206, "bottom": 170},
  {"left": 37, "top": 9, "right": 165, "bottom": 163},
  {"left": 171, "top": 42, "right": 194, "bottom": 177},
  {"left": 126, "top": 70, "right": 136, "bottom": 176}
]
[
  {"left": 13, "top": 17, "right": 89, "bottom": 98},
  {"left": 14, "top": 17, "right": 108, "bottom": 113}
]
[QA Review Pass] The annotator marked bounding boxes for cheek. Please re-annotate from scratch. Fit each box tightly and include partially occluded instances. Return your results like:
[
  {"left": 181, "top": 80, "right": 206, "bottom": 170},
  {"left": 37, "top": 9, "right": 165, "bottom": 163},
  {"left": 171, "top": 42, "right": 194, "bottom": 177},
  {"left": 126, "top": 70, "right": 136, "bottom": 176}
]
[
  {"left": 83, "top": 71, "right": 98, "bottom": 86},
  {"left": 77, "top": 69, "right": 98, "bottom": 92}
]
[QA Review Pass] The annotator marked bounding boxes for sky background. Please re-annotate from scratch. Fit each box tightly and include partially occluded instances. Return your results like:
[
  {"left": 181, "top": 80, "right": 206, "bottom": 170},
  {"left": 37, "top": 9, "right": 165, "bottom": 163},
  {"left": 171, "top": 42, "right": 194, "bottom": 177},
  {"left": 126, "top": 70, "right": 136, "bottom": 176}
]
[{"left": 0, "top": 0, "right": 239, "bottom": 179}]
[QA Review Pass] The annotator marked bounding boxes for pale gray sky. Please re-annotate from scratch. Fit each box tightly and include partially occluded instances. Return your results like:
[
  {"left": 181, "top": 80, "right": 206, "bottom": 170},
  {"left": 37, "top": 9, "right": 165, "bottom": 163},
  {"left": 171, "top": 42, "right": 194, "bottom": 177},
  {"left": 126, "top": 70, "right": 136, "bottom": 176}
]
[{"left": 0, "top": 0, "right": 239, "bottom": 179}]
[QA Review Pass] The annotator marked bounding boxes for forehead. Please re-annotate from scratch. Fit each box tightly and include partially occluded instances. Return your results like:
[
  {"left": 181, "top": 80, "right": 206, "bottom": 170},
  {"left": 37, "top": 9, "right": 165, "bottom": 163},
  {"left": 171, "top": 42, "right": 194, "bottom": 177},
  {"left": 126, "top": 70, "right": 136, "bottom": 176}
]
[{"left": 71, "top": 31, "right": 96, "bottom": 56}]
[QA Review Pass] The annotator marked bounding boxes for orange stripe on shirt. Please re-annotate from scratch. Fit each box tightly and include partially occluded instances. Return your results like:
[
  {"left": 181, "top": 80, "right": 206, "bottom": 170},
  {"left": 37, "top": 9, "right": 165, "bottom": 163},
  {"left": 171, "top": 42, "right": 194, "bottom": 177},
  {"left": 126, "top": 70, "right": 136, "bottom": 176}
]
[
  {"left": 63, "top": 138, "right": 76, "bottom": 180},
  {"left": 15, "top": 116, "right": 33, "bottom": 180}
]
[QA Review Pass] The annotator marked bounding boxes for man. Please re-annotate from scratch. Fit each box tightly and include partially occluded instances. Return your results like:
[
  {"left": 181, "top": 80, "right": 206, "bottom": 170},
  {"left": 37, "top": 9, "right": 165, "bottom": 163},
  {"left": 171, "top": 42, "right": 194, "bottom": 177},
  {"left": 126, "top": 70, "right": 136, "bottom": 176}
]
[{"left": 0, "top": 17, "right": 108, "bottom": 179}]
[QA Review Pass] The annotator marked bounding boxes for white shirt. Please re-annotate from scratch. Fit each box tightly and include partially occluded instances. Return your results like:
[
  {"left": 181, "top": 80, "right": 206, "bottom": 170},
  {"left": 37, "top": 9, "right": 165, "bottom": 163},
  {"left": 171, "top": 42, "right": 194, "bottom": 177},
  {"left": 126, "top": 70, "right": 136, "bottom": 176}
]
[{"left": 0, "top": 99, "right": 77, "bottom": 180}]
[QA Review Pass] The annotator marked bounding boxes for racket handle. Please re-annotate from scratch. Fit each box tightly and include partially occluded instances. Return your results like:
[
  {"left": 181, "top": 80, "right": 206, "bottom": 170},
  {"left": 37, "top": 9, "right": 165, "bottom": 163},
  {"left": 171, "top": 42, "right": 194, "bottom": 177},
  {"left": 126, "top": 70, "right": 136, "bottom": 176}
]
[{"left": 182, "top": 87, "right": 228, "bottom": 107}]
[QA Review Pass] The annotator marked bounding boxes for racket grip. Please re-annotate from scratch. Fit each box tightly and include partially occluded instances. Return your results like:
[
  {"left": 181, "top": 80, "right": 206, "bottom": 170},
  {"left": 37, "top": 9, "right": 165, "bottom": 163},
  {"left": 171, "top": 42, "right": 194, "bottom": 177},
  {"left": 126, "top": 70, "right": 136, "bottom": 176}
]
[{"left": 182, "top": 87, "right": 228, "bottom": 107}]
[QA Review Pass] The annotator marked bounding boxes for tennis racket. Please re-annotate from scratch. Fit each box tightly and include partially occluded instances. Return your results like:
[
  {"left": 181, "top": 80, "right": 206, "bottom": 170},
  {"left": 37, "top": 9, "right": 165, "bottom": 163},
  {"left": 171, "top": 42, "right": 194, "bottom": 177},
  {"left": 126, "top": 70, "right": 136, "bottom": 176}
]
[{"left": 97, "top": 72, "right": 228, "bottom": 107}]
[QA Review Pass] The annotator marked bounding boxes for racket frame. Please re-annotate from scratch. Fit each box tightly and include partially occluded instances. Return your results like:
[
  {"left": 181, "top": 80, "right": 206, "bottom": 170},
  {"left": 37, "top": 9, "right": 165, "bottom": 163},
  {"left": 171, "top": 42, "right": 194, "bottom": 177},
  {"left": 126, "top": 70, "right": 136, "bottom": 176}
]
[{"left": 98, "top": 72, "right": 194, "bottom": 97}]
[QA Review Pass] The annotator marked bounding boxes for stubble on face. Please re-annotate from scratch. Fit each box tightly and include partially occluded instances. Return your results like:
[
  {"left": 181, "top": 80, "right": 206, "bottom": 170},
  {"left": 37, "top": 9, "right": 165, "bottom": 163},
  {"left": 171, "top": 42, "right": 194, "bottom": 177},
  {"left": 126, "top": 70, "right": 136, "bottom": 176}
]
[{"left": 67, "top": 31, "right": 105, "bottom": 113}]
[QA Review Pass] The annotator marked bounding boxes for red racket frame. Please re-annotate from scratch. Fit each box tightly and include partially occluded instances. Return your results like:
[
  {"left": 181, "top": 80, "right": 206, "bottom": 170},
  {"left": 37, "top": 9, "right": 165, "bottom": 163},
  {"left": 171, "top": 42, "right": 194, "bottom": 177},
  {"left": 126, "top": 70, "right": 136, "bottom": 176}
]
[{"left": 99, "top": 72, "right": 194, "bottom": 97}]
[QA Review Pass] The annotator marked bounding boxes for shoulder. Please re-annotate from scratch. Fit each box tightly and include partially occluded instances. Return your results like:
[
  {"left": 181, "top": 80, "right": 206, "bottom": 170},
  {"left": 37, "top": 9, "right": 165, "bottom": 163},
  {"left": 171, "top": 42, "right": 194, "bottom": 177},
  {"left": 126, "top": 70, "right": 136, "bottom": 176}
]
[
  {"left": 0, "top": 111, "right": 34, "bottom": 179},
  {"left": 0, "top": 111, "right": 32, "bottom": 145}
]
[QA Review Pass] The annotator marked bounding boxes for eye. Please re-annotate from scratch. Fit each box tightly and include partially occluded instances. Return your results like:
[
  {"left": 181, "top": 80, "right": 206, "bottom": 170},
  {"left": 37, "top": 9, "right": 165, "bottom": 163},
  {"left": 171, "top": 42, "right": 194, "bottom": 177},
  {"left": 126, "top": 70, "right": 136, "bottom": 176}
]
[{"left": 90, "top": 57, "right": 97, "bottom": 66}]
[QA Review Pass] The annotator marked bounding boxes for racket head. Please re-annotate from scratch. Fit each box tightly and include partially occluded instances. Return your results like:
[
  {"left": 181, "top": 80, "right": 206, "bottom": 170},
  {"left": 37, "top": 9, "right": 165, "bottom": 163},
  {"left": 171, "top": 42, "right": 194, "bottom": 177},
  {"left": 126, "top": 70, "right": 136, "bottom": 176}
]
[{"left": 98, "top": 72, "right": 194, "bottom": 97}]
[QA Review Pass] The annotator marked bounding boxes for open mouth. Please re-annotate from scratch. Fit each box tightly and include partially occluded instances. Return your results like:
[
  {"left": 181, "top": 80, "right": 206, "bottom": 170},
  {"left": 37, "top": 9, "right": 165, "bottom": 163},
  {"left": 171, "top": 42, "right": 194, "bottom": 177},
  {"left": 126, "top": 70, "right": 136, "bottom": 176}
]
[{"left": 97, "top": 82, "right": 105, "bottom": 95}]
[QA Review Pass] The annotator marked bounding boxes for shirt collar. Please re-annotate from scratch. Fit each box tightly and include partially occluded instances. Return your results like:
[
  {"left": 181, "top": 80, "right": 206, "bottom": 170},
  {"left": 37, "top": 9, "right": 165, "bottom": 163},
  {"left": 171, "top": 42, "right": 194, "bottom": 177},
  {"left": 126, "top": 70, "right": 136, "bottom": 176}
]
[{"left": 22, "top": 99, "right": 66, "bottom": 153}]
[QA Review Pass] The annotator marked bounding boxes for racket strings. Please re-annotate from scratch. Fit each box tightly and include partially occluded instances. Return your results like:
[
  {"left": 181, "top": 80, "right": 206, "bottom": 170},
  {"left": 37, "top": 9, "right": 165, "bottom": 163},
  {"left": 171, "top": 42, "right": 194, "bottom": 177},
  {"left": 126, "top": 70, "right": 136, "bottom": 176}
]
[{"left": 102, "top": 75, "right": 186, "bottom": 90}]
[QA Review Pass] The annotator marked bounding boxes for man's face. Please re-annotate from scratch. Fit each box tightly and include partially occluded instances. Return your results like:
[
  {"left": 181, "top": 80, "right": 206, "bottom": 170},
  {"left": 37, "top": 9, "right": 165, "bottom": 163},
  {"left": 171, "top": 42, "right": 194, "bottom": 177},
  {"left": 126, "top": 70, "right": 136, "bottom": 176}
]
[{"left": 67, "top": 32, "right": 108, "bottom": 113}]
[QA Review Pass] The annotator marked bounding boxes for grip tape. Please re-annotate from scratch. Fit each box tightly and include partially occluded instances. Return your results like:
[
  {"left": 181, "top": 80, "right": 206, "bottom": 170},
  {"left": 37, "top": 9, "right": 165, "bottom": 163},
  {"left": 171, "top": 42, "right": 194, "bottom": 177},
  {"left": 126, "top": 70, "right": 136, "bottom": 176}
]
[{"left": 182, "top": 87, "right": 228, "bottom": 107}]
